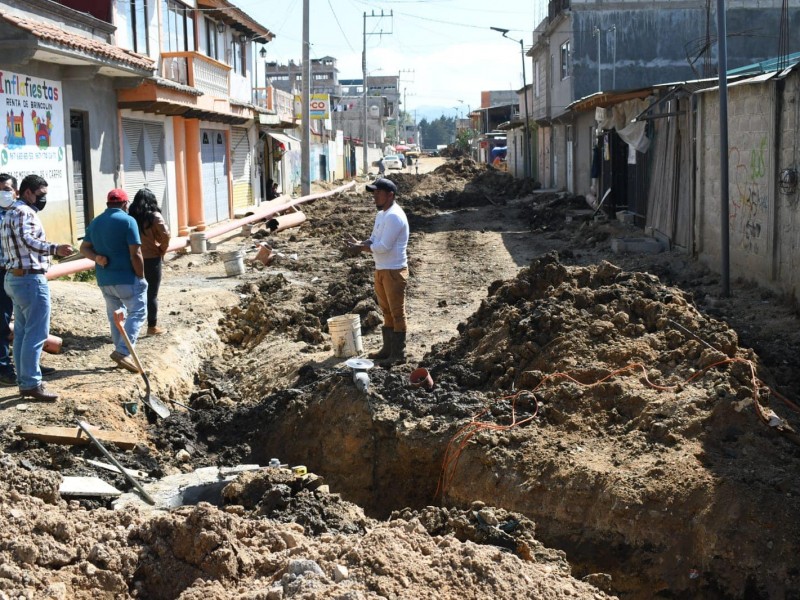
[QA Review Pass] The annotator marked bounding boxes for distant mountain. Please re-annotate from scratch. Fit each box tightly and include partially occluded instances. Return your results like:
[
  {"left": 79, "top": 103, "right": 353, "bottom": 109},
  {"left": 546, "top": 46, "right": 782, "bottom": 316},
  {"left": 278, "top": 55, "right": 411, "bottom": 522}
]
[{"left": 407, "top": 105, "right": 457, "bottom": 123}]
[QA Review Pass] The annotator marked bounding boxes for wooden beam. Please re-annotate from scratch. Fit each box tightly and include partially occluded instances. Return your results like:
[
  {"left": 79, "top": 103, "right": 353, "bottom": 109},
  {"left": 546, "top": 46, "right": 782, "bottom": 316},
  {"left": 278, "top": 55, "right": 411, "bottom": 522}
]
[{"left": 17, "top": 425, "right": 138, "bottom": 450}]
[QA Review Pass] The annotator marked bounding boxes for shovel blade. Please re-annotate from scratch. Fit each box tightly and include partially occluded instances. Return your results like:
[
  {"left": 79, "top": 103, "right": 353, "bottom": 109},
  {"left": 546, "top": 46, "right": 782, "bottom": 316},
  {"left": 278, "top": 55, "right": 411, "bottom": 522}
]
[{"left": 143, "top": 394, "right": 170, "bottom": 419}]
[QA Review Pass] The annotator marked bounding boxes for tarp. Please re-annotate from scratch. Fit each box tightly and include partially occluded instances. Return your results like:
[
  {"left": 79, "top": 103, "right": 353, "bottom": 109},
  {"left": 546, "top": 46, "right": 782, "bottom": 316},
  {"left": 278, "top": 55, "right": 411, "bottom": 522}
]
[{"left": 266, "top": 132, "right": 301, "bottom": 150}]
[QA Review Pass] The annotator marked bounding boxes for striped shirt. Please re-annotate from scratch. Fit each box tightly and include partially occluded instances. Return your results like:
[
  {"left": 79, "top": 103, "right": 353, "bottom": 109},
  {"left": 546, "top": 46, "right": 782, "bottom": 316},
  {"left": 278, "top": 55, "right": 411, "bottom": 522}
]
[{"left": 0, "top": 204, "right": 58, "bottom": 271}]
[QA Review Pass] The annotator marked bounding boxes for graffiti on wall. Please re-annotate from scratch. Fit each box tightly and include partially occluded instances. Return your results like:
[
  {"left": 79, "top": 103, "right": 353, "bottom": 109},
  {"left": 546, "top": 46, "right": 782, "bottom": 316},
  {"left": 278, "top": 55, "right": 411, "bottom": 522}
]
[{"left": 729, "top": 137, "right": 768, "bottom": 255}]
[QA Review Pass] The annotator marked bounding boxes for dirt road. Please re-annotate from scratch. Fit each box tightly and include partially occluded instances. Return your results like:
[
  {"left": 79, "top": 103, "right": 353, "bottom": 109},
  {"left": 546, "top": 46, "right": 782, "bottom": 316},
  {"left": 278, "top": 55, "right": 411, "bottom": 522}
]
[{"left": 0, "top": 157, "right": 798, "bottom": 599}]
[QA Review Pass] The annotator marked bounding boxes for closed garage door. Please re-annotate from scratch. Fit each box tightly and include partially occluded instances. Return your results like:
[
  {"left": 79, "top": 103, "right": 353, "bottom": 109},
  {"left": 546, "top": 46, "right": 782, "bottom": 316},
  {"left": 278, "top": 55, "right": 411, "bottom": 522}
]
[
  {"left": 121, "top": 118, "right": 169, "bottom": 229},
  {"left": 201, "top": 129, "right": 229, "bottom": 225},
  {"left": 231, "top": 127, "right": 252, "bottom": 212}
]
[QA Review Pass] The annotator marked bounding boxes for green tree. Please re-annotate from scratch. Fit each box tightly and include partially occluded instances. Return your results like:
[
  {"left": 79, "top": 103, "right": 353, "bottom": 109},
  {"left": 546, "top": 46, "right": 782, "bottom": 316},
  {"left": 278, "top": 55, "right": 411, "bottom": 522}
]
[{"left": 418, "top": 116, "right": 455, "bottom": 148}]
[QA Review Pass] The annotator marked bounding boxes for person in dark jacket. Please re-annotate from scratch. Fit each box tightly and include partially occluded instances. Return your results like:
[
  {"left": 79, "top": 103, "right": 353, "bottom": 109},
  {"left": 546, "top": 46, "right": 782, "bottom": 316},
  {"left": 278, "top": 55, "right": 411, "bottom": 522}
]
[{"left": 128, "top": 188, "right": 171, "bottom": 336}]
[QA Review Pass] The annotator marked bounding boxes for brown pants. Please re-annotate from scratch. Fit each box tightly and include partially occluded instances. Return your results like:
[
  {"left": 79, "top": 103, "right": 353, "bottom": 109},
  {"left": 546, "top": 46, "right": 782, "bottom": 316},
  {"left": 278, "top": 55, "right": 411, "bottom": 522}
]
[{"left": 374, "top": 268, "right": 408, "bottom": 332}]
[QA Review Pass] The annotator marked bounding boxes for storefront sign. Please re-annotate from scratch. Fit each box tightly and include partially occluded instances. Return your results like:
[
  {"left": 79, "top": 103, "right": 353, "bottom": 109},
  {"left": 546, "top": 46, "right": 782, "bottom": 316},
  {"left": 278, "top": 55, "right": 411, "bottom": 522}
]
[
  {"left": 294, "top": 93, "right": 330, "bottom": 120},
  {"left": 0, "top": 70, "right": 67, "bottom": 203}
]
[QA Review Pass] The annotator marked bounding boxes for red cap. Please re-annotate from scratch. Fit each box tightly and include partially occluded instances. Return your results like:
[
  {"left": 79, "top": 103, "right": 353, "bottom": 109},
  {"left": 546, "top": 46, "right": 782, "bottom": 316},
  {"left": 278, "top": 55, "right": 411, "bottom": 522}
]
[{"left": 107, "top": 188, "right": 129, "bottom": 203}]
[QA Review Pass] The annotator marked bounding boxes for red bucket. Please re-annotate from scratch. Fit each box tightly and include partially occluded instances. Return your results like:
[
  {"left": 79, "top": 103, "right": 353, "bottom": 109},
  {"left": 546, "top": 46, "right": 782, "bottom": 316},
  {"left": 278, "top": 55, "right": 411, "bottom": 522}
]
[{"left": 409, "top": 367, "right": 433, "bottom": 390}]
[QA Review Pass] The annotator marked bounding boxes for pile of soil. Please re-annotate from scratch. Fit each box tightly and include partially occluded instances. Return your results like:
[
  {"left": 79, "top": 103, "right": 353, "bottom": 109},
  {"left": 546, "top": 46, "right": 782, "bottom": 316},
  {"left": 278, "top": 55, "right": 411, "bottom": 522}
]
[{"left": 388, "top": 157, "right": 540, "bottom": 209}]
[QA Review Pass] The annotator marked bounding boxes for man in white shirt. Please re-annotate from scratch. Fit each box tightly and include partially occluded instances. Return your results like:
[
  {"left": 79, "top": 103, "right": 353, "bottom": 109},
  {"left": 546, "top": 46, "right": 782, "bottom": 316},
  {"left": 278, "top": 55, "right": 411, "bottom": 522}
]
[{"left": 347, "top": 178, "right": 409, "bottom": 366}]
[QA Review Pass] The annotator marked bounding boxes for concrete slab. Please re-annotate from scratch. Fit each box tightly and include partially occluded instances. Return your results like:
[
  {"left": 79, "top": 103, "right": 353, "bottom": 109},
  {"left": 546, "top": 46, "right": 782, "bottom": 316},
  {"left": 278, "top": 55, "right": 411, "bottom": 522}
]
[
  {"left": 611, "top": 237, "right": 664, "bottom": 254},
  {"left": 114, "top": 464, "right": 261, "bottom": 512},
  {"left": 60, "top": 476, "right": 121, "bottom": 498},
  {"left": 565, "top": 209, "right": 595, "bottom": 223}
]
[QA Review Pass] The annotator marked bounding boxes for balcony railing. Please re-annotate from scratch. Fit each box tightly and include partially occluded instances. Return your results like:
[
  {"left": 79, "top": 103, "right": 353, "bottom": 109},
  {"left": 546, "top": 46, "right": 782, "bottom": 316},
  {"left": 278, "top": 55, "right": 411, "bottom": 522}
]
[
  {"left": 253, "top": 86, "right": 294, "bottom": 122},
  {"left": 160, "top": 52, "right": 230, "bottom": 97}
]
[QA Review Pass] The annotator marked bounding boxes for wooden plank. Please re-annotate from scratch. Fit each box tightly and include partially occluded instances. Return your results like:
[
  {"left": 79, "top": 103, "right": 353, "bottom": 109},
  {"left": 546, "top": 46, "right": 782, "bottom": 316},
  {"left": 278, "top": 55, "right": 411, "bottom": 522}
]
[
  {"left": 60, "top": 476, "right": 121, "bottom": 498},
  {"left": 17, "top": 425, "right": 138, "bottom": 450}
]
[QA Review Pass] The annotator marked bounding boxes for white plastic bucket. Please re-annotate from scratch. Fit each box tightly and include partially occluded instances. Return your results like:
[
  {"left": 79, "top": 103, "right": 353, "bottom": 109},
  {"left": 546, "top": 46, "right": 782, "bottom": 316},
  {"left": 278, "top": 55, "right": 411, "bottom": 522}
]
[
  {"left": 190, "top": 231, "right": 207, "bottom": 254},
  {"left": 327, "top": 314, "right": 363, "bottom": 358},
  {"left": 221, "top": 249, "right": 245, "bottom": 277}
]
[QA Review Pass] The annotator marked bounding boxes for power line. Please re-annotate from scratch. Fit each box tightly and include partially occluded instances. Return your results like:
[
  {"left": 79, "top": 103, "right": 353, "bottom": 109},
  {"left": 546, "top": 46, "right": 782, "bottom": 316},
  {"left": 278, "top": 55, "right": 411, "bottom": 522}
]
[{"left": 327, "top": 0, "right": 357, "bottom": 53}]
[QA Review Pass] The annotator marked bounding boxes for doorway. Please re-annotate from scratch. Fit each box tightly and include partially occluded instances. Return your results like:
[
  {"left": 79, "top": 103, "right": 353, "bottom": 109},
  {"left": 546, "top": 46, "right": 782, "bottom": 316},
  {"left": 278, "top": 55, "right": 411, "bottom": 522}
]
[{"left": 70, "top": 112, "right": 92, "bottom": 239}]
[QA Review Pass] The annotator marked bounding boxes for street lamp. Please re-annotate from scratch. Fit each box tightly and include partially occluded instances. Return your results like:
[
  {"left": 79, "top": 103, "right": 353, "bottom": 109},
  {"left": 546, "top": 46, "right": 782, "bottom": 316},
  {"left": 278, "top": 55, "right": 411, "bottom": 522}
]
[
  {"left": 490, "top": 26, "right": 531, "bottom": 179},
  {"left": 259, "top": 46, "right": 268, "bottom": 105}
]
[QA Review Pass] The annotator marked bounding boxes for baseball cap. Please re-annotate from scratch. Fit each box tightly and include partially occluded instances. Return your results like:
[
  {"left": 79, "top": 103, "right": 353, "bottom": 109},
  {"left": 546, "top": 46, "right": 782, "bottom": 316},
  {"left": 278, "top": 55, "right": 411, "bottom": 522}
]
[
  {"left": 107, "top": 188, "right": 129, "bottom": 203},
  {"left": 366, "top": 178, "right": 397, "bottom": 194}
]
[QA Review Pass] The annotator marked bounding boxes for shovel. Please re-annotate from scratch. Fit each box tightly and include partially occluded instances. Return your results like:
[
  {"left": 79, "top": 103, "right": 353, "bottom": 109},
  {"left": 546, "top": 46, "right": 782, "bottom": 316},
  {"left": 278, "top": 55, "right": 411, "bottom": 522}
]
[{"left": 112, "top": 309, "right": 171, "bottom": 419}]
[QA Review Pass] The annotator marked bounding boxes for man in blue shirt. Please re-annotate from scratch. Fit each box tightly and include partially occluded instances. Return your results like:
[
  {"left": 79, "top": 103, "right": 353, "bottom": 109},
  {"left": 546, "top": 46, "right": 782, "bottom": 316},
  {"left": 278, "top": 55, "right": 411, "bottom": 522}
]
[{"left": 79, "top": 189, "right": 147, "bottom": 373}]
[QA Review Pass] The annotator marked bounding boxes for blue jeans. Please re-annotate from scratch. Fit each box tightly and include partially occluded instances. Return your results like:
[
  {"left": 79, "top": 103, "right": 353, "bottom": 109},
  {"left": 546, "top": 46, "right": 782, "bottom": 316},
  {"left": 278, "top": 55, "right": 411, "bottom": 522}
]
[
  {"left": 0, "top": 269, "right": 14, "bottom": 375},
  {"left": 5, "top": 273, "right": 50, "bottom": 390},
  {"left": 101, "top": 279, "right": 148, "bottom": 356}
]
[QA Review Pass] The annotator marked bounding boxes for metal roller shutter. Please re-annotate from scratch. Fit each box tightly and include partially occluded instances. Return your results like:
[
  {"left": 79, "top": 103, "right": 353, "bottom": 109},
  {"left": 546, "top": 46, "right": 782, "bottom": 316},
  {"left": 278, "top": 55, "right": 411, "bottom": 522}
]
[
  {"left": 231, "top": 127, "right": 252, "bottom": 211},
  {"left": 121, "top": 118, "right": 169, "bottom": 228}
]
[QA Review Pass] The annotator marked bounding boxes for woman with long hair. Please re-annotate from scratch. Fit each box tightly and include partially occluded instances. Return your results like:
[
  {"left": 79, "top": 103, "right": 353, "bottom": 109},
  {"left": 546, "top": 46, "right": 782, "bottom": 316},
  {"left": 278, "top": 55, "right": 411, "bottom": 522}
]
[{"left": 128, "top": 188, "right": 171, "bottom": 335}]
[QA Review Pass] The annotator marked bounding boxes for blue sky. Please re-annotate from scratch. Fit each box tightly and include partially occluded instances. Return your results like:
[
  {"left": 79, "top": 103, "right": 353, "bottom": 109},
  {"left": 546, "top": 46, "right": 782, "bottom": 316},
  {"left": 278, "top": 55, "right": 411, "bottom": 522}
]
[{"left": 233, "top": 0, "right": 546, "bottom": 118}]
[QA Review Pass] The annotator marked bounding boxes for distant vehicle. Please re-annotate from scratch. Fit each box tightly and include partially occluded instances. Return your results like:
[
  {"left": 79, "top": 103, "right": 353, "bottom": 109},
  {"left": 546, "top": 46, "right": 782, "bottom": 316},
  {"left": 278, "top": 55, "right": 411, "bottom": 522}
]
[{"left": 383, "top": 155, "right": 403, "bottom": 170}]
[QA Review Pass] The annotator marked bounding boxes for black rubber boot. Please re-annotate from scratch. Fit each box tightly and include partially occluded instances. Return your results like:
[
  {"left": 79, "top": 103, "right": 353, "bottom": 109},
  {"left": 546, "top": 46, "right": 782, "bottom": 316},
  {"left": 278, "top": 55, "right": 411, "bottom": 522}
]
[
  {"left": 378, "top": 330, "right": 406, "bottom": 367},
  {"left": 368, "top": 326, "right": 392, "bottom": 360}
]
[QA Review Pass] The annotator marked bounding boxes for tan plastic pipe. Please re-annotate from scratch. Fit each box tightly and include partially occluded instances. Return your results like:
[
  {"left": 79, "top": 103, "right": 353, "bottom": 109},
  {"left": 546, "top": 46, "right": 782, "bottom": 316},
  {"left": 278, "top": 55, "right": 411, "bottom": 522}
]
[
  {"left": 47, "top": 180, "right": 357, "bottom": 280},
  {"left": 265, "top": 210, "right": 307, "bottom": 233}
]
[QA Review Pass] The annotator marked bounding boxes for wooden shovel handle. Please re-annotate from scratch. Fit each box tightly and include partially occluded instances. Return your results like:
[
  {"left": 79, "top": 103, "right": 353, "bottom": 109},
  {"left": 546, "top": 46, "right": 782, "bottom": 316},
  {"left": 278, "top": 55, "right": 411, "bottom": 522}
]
[{"left": 112, "top": 309, "right": 145, "bottom": 374}]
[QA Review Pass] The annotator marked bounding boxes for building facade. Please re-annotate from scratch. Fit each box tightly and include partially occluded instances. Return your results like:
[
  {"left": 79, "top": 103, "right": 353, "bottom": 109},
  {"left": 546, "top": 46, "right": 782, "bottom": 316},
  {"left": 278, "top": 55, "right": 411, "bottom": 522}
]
[
  {"left": 530, "top": 0, "right": 800, "bottom": 194},
  {"left": 0, "top": 0, "right": 278, "bottom": 247}
]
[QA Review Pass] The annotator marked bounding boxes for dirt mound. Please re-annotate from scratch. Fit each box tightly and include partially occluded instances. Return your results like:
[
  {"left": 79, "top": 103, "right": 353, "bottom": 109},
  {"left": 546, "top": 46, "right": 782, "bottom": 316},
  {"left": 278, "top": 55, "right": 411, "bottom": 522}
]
[
  {"left": 428, "top": 250, "right": 742, "bottom": 390},
  {"left": 222, "top": 468, "right": 371, "bottom": 535},
  {"left": 386, "top": 157, "right": 539, "bottom": 210}
]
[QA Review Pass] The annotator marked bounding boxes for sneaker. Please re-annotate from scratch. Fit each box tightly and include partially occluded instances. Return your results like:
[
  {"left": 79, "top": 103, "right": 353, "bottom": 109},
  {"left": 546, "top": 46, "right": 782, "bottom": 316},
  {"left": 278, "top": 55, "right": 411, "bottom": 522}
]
[
  {"left": 20, "top": 384, "right": 59, "bottom": 402},
  {"left": 110, "top": 351, "right": 139, "bottom": 373},
  {"left": 0, "top": 371, "right": 17, "bottom": 386},
  {"left": 147, "top": 326, "right": 166, "bottom": 336},
  {"left": 40, "top": 366, "right": 56, "bottom": 376}
]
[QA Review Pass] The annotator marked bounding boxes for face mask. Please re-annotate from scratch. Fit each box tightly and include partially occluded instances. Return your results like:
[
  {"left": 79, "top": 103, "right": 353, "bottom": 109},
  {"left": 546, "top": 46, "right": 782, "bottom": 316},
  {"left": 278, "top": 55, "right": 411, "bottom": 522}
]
[
  {"left": 33, "top": 194, "right": 47, "bottom": 212},
  {"left": 0, "top": 191, "right": 14, "bottom": 209}
]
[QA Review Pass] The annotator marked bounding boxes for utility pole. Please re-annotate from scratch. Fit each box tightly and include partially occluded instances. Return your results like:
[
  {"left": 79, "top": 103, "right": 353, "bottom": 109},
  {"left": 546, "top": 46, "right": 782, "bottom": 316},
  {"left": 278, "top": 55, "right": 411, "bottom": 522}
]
[
  {"left": 490, "top": 26, "right": 531, "bottom": 179},
  {"left": 717, "top": 0, "right": 730, "bottom": 296},
  {"left": 592, "top": 26, "right": 616, "bottom": 92},
  {"left": 399, "top": 68, "right": 414, "bottom": 145},
  {"left": 362, "top": 10, "right": 393, "bottom": 177},
  {"left": 301, "top": 0, "right": 310, "bottom": 195},
  {"left": 593, "top": 26, "right": 601, "bottom": 92}
]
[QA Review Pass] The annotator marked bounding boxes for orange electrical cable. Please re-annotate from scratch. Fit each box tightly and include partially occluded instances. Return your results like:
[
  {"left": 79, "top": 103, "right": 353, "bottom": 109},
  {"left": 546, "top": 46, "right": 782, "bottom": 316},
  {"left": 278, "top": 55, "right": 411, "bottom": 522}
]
[{"left": 436, "top": 356, "right": 795, "bottom": 498}]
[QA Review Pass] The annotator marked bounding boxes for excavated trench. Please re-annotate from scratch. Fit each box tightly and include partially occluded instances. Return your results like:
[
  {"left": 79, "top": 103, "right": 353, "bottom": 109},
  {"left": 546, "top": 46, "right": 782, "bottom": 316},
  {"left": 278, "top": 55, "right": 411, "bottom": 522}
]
[
  {"left": 144, "top": 237, "right": 800, "bottom": 600},
  {"left": 9, "top": 165, "right": 797, "bottom": 599}
]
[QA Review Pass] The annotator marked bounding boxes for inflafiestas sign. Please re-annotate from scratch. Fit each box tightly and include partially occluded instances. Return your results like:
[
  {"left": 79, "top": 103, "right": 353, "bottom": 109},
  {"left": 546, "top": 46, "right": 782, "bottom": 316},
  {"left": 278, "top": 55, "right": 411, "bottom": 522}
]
[
  {"left": 294, "top": 93, "right": 330, "bottom": 120},
  {"left": 0, "top": 70, "right": 67, "bottom": 203}
]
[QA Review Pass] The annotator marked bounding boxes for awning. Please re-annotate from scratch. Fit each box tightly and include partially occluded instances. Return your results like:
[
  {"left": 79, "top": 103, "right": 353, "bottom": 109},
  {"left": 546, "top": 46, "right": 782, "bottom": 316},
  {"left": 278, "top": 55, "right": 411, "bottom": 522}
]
[{"left": 267, "top": 132, "right": 301, "bottom": 150}]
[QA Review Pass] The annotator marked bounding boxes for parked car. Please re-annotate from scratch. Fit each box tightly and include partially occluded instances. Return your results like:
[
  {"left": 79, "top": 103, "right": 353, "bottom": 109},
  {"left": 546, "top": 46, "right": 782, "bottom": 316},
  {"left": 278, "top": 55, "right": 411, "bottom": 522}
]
[{"left": 383, "top": 155, "right": 403, "bottom": 170}]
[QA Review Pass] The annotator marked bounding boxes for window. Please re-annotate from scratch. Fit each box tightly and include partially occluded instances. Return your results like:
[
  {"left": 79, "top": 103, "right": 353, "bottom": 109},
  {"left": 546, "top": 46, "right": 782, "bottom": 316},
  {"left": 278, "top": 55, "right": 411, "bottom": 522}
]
[
  {"left": 535, "top": 60, "right": 541, "bottom": 97},
  {"left": 205, "top": 18, "right": 219, "bottom": 60},
  {"left": 119, "top": 0, "right": 149, "bottom": 54},
  {"left": 161, "top": 0, "right": 195, "bottom": 53},
  {"left": 230, "top": 35, "right": 245, "bottom": 76},
  {"left": 560, "top": 40, "right": 571, "bottom": 80}
]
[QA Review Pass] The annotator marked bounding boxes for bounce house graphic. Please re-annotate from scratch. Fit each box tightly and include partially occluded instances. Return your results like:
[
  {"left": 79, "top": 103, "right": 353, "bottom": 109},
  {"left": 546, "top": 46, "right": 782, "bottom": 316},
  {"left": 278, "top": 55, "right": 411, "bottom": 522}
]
[
  {"left": 5, "top": 110, "right": 25, "bottom": 147},
  {"left": 31, "top": 110, "right": 52, "bottom": 149}
]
